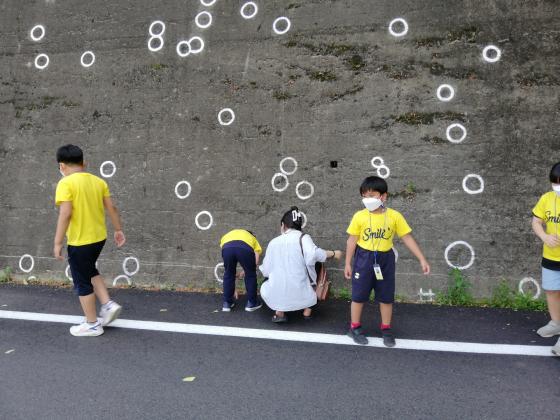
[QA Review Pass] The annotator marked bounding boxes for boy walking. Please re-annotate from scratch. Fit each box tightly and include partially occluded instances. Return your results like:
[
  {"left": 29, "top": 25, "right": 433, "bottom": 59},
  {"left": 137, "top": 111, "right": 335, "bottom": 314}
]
[
  {"left": 344, "top": 176, "right": 430, "bottom": 346},
  {"left": 54, "top": 144, "right": 125, "bottom": 337}
]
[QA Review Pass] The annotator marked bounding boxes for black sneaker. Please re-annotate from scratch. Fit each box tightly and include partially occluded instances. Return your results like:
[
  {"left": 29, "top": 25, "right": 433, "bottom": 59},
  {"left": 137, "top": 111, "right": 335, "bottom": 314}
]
[
  {"left": 382, "top": 328, "right": 396, "bottom": 347},
  {"left": 347, "top": 327, "right": 368, "bottom": 345}
]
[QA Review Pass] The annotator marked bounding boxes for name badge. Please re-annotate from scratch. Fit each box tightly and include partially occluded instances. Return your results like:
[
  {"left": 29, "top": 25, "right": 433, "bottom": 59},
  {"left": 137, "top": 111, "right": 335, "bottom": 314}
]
[{"left": 373, "top": 264, "right": 384, "bottom": 280}]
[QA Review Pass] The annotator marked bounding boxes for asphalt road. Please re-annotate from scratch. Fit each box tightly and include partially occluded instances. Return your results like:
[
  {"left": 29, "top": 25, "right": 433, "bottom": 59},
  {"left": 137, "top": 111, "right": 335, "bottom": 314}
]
[{"left": 1, "top": 284, "right": 559, "bottom": 419}]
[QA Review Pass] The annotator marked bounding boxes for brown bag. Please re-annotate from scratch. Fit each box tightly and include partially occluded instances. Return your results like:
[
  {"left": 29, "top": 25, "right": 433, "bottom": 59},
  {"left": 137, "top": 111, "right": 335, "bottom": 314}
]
[{"left": 299, "top": 234, "right": 331, "bottom": 301}]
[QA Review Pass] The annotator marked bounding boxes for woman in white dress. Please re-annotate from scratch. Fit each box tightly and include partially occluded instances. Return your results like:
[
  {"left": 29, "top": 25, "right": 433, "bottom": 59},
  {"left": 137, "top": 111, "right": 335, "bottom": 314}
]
[{"left": 259, "top": 206, "right": 343, "bottom": 322}]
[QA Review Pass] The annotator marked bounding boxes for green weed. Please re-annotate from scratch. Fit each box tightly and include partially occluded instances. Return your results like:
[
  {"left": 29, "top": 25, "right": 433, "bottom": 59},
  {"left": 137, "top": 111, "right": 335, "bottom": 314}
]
[
  {"left": 0, "top": 267, "right": 12, "bottom": 283},
  {"left": 436, "top": 268, "right": 474, "bottom": 306}
]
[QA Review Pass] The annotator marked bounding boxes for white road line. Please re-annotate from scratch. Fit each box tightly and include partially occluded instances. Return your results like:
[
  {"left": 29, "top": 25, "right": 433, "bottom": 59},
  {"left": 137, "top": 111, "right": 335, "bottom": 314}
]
[{"left": 0, "top": 310, "right": 553, "bottom": 357}]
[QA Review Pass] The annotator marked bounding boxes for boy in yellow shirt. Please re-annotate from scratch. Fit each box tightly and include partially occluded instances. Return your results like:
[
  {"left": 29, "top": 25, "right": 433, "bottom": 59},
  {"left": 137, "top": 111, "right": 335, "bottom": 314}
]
[
  {"left": 344, "top": 176, "right": 430, "bottom": 346},
  {"left": 54, "top": 145, "right": 126, "bottom": 337},
  {"left": 532, "top": 162, "right": 560, "bottom": 355},
  {"left": 220, "top": 229, "right": 262, "bottom": 312}
]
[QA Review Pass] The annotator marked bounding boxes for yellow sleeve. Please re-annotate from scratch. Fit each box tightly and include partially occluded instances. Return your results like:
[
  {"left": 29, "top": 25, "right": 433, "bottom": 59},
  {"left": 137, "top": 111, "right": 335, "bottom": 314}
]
[
  {"left": 346, "top": 212, "right": 362, "bottom": 236},
  {"left": 532, "top": 195, "right": 547, "bottom": 219},
  {"left": 55, "top": 180, "right": 72, "bottom": 206},
  {"left": 395, "top": 212, "right": 412, "bottom": 238},
  {"left": 102, "top": 180, "right": 111, "bottom": 198},
  {"left": 253, "top": 239, "right": 262, "bottom": 255}
]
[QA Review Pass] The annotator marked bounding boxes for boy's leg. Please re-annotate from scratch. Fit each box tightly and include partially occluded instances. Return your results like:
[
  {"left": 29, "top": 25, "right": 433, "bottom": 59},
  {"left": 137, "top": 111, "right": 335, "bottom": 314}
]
[
  {"left": 236, "top": 248, "right": 260, "bottom": 309},
  {"left": 78, "top": 294, "right": 98, "bottom": 323},
  {"left": 348, "top": 247, "right": 375, "bottom": 344},
  {"left": 537, "top": 268, "right": 560, "bottom": 337},
  {"left": 67, "top": 243, "right": 104, "bottom": 336},
  {"left": 92, "top": 275, "right": 110, "bottom": 305},
  {"left": 379, "top": 303, "right": 393, "bottom": 326},
  {"left": 546, "top": 291, "right": 560, "bottom": 321},
  {"left": 374, "top": 250, "right": 396, "bottom": 347},
  {"left": 351, "top": 301, "right": 365, "bottom": 324},
  {"left": 222, "top": 247, "right": 238, "bottom": 309}
]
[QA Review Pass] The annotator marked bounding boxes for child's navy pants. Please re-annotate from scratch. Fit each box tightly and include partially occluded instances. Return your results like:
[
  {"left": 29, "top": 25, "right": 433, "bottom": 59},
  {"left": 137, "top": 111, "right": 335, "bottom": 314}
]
[{"left": 222, "top": 240, "right": 258, "bottom": 305}]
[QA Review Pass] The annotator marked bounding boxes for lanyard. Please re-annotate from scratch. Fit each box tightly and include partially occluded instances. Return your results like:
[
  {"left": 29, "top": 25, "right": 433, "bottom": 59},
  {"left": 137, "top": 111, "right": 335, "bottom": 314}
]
[{"left": 369, "top": 209, "right": 388, "bottom": 264}]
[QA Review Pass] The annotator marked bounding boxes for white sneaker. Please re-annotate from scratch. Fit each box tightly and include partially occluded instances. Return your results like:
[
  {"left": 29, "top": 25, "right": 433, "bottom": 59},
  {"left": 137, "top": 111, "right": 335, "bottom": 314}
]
[
  {"left": 70, "top": 321, "right": 104, "bottom": 337},
  {"left": 552, "top": 338, "right": 560, "bottom": 356},
  {"left": 537, "top": 320, "right": 560, "bottom": 338},
  {"left": 99, "top": 302, "right": 122, "bottom": 326}
]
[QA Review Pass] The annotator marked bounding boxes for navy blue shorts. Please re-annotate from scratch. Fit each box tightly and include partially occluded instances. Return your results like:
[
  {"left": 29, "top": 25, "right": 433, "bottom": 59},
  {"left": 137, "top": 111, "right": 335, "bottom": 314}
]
[
  {"left": 351, "top": 246, "right": 396, "bottom": 304},
  {"left": 67, "top": 240, "right": 105, "bottom": 296}
]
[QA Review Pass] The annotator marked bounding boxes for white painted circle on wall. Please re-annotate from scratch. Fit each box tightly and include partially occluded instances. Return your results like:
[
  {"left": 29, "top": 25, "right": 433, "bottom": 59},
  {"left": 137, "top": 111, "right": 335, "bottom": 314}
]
[
  {"left": 19, "top": 254, "right": 35, "bottom": 273},
  {"left": 370, "top": 156, "right": 385, "bottom": 168},
  {"left": 482, "top": 45, "right": 502, "bottom": 63},
  {"left": 148, "top": 36, "right": 164, "bottom": 52},
  {"left": 123, "top": 256, "right": 140, "bottom": 277},
  {"left": 240, "top": 2, "right": 258, "bottom": 19},
  {"left": 388, "top": 18, "right": 408, "bottom": 37},
  {"left": 214, "top": 262, "right": 224, "bottom": 283},
  {"left": 30, "top": 25, "right": 45, "bottom": 41},
  {"left": 271, "top": 173, "right": 289, "bottom": 192},
  {"left": 112, "top": 274, "right": 132, "bottom": 286},
  {"left": 34, "top": 54, "right": 49, "bottom": 70},
  {"left": 437, "top": 84, "right": 455, "bottom": 102},
  {"left": 446, "top": 123, "right": 467, "bottom": 144},
  {"left": 195, "top": 211, "right": 213, "bottom": 230},
  {"left": 444, "top": 241, "right": 475, "bottom": 270},
  {"left": 201, "top": 0, "right": 217, "bottom": 6},
  {"left": 279, "top": 157, "right": 298, "bottom": 176},
  {"left": 462, "top": 174, "right": 484, "bottom": 195},
  {"left": 195, "top": 11, "right": 213, "bottom": 29},
  {"left": 100, "top": 161, "right": 116, "bottom": 178},
  {"left": 80, "top": 51, "right": 95, "bottom": 68},
  {"left": 377, "top": 165, "right": 390, "bottom": 179},
  {"left": 174, "top": 181, "right": 192, "bottom": 199},
  {"left": 149, "top": 20, "right": 166, "bottom": 37},
  {"left": 296, "top": 181, "right": 314, "bottom": 200},
  {"left": 217, "top": 108, "right": 235, "bottom": 125},
  {"left": 518, "top": 277, "right": 541, "bottom": 300},
  {"left": 272, "top": 17, "right": 291, "bottom": 35},
  {"left": 300, "top": 211, "right": 308, "bottom": 229},
  {"left": 176, "top": 40, "right": 191, "bottom": 57}
]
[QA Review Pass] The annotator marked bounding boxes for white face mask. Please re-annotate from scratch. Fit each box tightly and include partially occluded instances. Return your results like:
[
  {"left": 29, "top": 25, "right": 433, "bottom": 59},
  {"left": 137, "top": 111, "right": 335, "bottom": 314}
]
[
  {"left": 553, "top": 184, "right": 560, "bottom": 196},
  {"left": 362, "top": 197, "right": 383, "bottom": 211},
  {"left": 59, "top": 170, "right": 65, "bottom": 177}
]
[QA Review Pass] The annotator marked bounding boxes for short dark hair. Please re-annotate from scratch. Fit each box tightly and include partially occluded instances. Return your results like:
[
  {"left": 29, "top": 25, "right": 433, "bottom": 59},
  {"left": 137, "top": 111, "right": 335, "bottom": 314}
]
[
  {"left": 360, "top": 176, "right": 388, "bottom": 195},
  {"left": 550, "top": 162, "right": 560, "bottom": 184},
  {"left": 281, "top": 206, "right": 303, "bottom": 231},
  {"left": 56, "top": 144, "right": 83, "bottom": 165}
]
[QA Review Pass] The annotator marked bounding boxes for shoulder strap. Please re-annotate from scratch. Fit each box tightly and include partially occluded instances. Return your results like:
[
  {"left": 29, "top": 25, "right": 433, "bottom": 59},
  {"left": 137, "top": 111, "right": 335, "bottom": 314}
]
[{"left": 299, "top": 233, "right": 314, "bottom": 284}]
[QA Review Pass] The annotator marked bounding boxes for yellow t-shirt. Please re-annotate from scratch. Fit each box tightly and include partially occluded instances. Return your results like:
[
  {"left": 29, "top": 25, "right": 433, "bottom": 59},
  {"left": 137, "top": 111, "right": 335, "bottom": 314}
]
[
  {"left": 220, "top": 229, "right": 262, "bottom": 254},
  {"left": 532, "top": 191, "right": 560, "bottom": 261},
  {"left": 346, "top": 208, "right": 412, "bottom": 252},
  {"left": 55, "top": 172, "right": 110, "bottom": 246}
]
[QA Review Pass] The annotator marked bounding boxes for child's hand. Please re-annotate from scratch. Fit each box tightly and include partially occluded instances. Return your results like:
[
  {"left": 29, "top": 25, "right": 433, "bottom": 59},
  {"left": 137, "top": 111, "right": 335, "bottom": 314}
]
[
  {"left": 344, "top": 263, "right": 353, "bottom": 280},
  {"left": 333, "top": 250, "right": 343, "bottom": 260},
  {"left": 236, "top": 270, "right": 245, "bottom": 279},
  {"left": 114, "top": 230, "right": 126, "bottom": 248},
  {"left": 543, "top": 234, "right": 560, "bottom": 248},
  {"left": 420, "top": 259, "right": 430, "bottom": 275},
  {"left": 53, "top": 243, "right": 64, "bottom": 261}
]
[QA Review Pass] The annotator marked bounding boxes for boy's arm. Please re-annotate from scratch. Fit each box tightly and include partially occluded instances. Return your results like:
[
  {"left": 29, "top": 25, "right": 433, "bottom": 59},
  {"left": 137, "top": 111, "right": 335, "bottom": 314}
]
[
  {"left": 401, "top": 234, "right": 430, "bottom": 274},
  {"left": 54, "top": 202, "right": 72, "bottom": 260},
  {"left": 344, "top": 235, "right": 358, "bottom": 279},
  {"left": 103, "top": 196, "right": 126, "bottom": 247},
  {"left": 255, "top": 252, "right": 261, "bottom": 265},
  {"left": 532, "top": 216, "right": 560, "bottom": 248}
]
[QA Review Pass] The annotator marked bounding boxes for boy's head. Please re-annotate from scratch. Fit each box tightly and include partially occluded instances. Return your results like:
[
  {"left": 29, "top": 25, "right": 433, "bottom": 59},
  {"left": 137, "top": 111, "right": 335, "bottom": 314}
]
[
  {"left": 360, "top": 176, "right": 388, "bottom": 197},
  {"left": 360, "top": 176, "right": 388, "bottom": 212},
  {"left": 550, "top": 162, "right": 560, "bottom": 185},
  {"left": 56, "top": 144, "right": 84, "bottom": 175}
]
